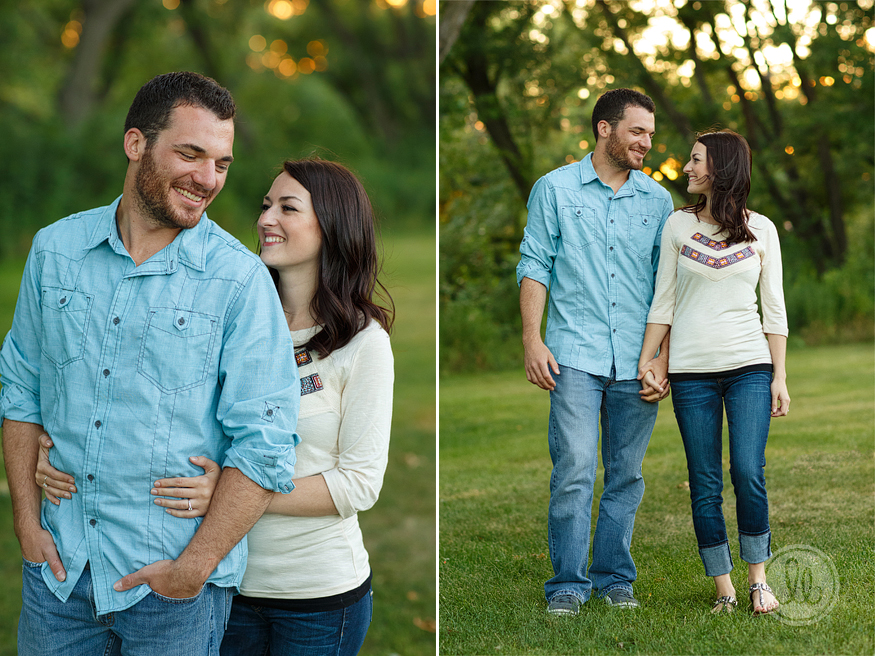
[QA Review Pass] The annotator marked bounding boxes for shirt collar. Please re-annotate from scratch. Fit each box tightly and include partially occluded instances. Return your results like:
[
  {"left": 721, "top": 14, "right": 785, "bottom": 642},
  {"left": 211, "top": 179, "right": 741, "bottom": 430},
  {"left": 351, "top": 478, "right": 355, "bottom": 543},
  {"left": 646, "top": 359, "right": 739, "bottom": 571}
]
[
  {"left": 85, "top": 195, "right": 209, "bottom": 273},
  {"left": 577, "top": 152, "right": 649, "bottom": 197}
]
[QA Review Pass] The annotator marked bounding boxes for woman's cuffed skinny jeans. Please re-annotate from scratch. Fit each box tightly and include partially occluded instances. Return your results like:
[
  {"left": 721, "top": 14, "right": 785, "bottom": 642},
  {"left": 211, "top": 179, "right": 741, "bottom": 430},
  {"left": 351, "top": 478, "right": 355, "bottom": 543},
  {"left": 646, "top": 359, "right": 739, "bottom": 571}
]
[{"left": 671, "top": 370, "right": 773, "bottom": 577}]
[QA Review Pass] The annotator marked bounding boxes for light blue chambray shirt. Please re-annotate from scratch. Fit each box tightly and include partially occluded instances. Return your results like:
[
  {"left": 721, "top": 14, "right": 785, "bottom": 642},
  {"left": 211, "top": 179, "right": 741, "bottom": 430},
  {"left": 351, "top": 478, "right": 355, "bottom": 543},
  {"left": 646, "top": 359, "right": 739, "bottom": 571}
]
[
  {"left": 517, "top": 154, "right": 673, "bottom": 381},
  {"left": 0, "top": 196, "right": 301, "bottom": 614}
]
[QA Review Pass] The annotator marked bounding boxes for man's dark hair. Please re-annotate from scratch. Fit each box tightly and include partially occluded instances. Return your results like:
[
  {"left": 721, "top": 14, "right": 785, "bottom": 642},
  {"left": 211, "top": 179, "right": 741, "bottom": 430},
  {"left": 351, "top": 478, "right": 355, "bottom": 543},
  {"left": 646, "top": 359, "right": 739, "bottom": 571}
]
[
  {"left": 124, "top": 71, "right": 236, "bottom": 144},
  {"left": 591, "top": 88, "right": 655, "bottom": 142}
]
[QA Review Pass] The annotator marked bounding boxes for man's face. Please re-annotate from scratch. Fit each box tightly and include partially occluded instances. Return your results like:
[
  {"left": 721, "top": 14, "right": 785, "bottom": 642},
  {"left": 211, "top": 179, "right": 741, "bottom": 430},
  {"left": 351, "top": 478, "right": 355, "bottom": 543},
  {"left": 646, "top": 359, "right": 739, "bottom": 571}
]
[
  {"left": 133, "top": 104, "right": 235, "bottom": 230},
  {"left": 603, "top": 106, "right": 655, "bottom": 172}
]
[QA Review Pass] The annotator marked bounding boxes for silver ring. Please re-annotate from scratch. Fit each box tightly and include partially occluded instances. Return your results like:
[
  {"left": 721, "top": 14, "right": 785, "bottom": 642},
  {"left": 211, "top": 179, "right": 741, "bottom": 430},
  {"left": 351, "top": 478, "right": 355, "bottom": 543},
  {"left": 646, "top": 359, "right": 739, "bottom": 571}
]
[
  {"left": 43, "top": 476, "right": 48, "bottom": 488},
  {"left": 187, "top": 499, "right": 192, "bottom": 511}
]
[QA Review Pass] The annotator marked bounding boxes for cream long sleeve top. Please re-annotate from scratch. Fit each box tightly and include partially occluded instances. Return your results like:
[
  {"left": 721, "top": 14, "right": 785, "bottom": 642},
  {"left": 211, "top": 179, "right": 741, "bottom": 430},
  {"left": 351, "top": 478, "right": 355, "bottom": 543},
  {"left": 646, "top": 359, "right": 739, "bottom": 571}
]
[
  {"left": 240, "top": 319, "right": 394, "bottom": 599},
  {"left": 647, "top": 209, "right": 788, "bottom": 375}
]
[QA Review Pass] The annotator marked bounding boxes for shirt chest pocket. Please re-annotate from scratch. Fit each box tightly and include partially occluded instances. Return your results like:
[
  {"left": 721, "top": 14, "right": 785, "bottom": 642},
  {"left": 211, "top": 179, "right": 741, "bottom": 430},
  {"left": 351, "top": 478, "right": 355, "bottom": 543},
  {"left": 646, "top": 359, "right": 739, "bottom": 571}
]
[
  {"left": 40, "top": 287, "right": 94, "bottom": 367},
  {"left": 627, "top": 213, "right": 658, "bottom": 258},
  {"left": 138, "top": 308, "right": 218, "bottom": 393},
  {"left": 558, "top": 206, "right": 597, "bottom": 250}
]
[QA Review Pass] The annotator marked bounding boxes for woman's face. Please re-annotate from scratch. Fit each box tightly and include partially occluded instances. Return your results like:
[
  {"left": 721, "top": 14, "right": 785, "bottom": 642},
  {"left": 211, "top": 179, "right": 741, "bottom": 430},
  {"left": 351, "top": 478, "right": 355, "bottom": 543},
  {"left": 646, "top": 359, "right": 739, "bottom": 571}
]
[
  {"left": 683, "top": 142, "right": 712, "bottom": 195},
  {"left": 258, "top": 172, "right": 323, "bottom": 275}
]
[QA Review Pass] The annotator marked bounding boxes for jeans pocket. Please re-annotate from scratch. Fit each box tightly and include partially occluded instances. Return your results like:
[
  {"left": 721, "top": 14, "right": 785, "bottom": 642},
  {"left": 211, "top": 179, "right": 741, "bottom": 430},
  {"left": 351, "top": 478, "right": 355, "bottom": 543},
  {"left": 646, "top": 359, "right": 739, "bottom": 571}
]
[
  {"left": 149, "top": 584, "right": 206, "bottom": 605},
  {"left": 22, "top": 557, "right": 44, "bottom": 569},
  {"left": 137, "top": 308, "right": 218, "bottom": 393},
  {"left": 40, "top": 287, "right": 93, "bottom": 367}
]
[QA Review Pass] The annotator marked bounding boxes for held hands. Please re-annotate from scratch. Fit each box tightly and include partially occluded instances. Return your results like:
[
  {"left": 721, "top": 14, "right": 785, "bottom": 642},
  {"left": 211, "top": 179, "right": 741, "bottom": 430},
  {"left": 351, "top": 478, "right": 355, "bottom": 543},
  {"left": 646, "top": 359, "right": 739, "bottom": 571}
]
[
  {"left": 637, "top": 359, "right": 670, "bottom": 403},
  {"left": 524, "top": 339, "right": 560, "bottom": 391}
]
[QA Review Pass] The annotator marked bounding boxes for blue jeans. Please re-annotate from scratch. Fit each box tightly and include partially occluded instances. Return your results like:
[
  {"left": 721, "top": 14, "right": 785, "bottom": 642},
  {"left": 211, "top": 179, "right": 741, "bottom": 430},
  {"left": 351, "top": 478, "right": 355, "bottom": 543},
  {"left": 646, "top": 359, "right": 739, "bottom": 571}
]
[
  {"left": 19, "top": 560, "right": 233, "bottom": 655},
  {"left": 671, "top": 371, "right": 773, "bottom": 577},
  {"left": 219, "top": 588, "right": 373, "bottom": 656},
  {"left": 545, "top": 365, "right": 658, "bottom": 603}
]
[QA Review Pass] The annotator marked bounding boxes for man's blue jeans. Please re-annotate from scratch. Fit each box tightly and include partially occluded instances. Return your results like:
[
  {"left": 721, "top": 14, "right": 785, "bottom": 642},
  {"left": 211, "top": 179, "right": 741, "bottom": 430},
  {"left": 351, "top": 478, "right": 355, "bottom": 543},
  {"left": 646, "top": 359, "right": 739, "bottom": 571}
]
[
  {"left": 220, "top": 588, "right": 373, "bottom": 656},
  {"left": 19, "top": 560, "right": 233, "bottom": 655},
  {"left": 671, "top": 371, "right": 773, "bottom": 577},
  {"left": 545, "top": 365, "right": 658, "bottom": 604}
]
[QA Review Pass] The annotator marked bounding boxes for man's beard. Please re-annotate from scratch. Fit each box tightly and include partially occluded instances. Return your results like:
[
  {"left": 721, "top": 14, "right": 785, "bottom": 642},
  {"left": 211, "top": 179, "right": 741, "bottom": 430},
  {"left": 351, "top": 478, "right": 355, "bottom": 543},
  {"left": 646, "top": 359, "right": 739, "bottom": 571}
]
[
  {"left": 604, "top": 130, "right": 642, "bottom": 171},
  {"left": 134, "top": 147, "right": 208, "bottom": 230}
]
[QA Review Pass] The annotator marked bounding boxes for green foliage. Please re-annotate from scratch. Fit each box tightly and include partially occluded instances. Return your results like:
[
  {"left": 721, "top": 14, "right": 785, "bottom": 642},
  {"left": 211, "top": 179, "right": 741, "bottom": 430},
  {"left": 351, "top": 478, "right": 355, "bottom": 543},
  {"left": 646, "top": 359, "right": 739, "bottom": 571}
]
[
  {"left": 0, "top": 0, "right": 435, "bottom": 253},
  {"left": 440, "top": 343, "right": 875, "bottom": 654},
  {"left": 440, "top": 0, "right": 875, "bottom": 373}
]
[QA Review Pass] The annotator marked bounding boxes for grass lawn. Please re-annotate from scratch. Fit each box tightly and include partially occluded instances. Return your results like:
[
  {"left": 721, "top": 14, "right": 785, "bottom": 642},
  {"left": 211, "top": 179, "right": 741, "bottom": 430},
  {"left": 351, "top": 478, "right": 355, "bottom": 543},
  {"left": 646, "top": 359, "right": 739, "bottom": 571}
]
[
  {"left": 440, "top": 343, "right": 874, "bottom": 655},
  {"left": 0, "top": 229, "right": 436, "bottom": 656}
]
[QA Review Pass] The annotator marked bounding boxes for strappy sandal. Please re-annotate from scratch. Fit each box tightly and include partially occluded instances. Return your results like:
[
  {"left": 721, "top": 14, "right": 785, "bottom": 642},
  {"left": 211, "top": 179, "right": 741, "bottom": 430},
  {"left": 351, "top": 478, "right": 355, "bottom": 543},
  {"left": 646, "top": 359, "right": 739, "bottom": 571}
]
[
  {"left": 710, "top": 595, "right": 737, "bottom": 614},
  {"left": 749, "top": 582, "right": 779, "bottom": 615}
]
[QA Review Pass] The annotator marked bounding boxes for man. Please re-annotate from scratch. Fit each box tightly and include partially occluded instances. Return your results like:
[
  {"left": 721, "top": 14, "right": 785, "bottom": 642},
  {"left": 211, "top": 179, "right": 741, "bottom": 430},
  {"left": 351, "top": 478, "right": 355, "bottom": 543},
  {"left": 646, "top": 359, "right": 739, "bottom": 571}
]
[
  {"left": 0, "top": 72, "right": 300, "bottom": 653},
  {"left": 517, "top": 88, "right": 672, "bottom": 616}
]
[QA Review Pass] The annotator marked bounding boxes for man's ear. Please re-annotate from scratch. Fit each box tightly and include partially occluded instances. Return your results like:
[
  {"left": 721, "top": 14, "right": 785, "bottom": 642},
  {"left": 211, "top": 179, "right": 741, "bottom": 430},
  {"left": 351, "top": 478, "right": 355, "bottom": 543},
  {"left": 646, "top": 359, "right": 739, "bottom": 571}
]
[
  {"left": 123, "top": 129, "right": 147, "bottom": 162},
  {"left": 597, "top": 120, "right": 612, "bottom": 141}
]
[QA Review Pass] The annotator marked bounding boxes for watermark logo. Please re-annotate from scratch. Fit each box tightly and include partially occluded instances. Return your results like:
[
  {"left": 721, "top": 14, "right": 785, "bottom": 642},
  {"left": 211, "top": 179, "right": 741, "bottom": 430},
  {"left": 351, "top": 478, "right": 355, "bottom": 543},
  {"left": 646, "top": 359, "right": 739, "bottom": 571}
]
[{"left": 765, "top": 544, "right": 839, "bottom": 625}]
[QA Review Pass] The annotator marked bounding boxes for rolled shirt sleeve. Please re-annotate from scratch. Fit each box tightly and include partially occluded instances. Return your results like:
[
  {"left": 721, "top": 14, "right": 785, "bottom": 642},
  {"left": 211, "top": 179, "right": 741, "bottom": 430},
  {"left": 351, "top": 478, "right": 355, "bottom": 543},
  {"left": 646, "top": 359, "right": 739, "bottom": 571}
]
[
  {"left": 517, "top": 176, "right": 559, "bottom": 288},
  {"left": 216, "top": 263, "right": 301, "bottom": 493},
  {"left": 0, "top": 234, "right": 46, "bottom": 424}
]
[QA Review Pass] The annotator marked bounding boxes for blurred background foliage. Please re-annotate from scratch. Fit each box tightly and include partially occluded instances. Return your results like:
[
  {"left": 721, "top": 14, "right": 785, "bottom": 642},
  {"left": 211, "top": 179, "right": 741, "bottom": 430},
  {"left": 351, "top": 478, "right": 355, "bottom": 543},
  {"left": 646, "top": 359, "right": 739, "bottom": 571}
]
[
  {"left": 0, "top": 0, "right": 436, "bottom": 654},
  {"left": 0, "top": 0, "right": 436, "bottom": 254},
  {"left": 439, "top": 0, "right": 874, "bottom": 374}
]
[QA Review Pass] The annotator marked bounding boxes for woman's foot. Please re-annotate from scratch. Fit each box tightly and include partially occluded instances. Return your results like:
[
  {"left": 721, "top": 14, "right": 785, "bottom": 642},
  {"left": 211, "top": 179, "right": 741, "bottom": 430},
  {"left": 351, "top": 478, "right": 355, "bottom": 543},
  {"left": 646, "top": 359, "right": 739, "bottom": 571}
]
[{"left": 749, "top": 582, "right": 779, "bottom": 614}]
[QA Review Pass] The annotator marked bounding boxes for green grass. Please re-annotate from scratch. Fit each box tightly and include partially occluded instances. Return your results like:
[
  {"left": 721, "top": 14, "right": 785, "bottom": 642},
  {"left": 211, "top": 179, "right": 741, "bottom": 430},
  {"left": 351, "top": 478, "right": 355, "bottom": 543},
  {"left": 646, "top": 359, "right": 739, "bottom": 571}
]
[
  {"left": 439, "top": 343, "right": 874, "bottom": 655},
  {"left": 0, "top": 229, "right": 436, "bottom": 656}
]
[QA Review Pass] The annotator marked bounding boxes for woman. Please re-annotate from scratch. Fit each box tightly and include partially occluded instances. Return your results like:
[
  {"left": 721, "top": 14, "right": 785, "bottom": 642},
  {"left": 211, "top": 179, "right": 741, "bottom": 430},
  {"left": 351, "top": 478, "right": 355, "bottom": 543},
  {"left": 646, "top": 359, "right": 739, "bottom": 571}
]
[
  {"left": 37, "top": 157, "right": 395, "bottom": 654},
  {"left": 638, "top": 130, "right": 788, "bottom": 615}
]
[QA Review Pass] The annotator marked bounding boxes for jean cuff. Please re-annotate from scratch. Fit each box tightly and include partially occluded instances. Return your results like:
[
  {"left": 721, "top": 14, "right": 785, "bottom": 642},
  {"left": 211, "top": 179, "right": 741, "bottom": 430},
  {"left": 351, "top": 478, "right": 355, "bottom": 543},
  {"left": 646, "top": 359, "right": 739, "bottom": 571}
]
[
  {"left": 597, "top": 583, "right": 633, "bottom": 599},
  {"left": 548, "top": 589, "right": 588, "bottom": 604},
  {"left": 699, "top": 542, "right": 733, "bottom": 577},
  {"left": 739, "top": 530, "right": 772, "bottom": 565}
]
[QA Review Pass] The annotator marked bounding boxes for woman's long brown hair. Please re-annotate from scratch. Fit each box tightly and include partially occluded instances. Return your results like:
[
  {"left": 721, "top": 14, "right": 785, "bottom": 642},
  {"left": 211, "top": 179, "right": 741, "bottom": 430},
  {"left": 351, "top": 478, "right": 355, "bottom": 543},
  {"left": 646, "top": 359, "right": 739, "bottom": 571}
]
[
  {"left": 681, "top": 129, "right": 757, "bottom": 244},
  {"left": 262, "top": 157, "right": 394, "bottom": 358}
]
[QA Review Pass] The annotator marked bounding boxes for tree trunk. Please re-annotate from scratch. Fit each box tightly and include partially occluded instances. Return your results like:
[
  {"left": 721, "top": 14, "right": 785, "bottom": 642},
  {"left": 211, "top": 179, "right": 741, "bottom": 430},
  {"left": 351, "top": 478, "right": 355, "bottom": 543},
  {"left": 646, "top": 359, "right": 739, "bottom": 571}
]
[
  {"left": 58, "top": 0, "right": 137, "bottom": 127},
  {"left": 439, "top": 0, "right": 476, "bottom": 64}
]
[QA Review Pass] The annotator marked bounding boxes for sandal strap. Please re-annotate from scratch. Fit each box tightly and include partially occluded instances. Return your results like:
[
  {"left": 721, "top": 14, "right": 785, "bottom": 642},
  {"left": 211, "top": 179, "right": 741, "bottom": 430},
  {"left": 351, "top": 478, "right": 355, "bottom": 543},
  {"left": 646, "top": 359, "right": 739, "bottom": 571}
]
[
  {"left": 712, "top": 595, "right": 737, "bottom": 608},
  {"left": 748, "top": 582, "right": 773, "bottom": 594}
]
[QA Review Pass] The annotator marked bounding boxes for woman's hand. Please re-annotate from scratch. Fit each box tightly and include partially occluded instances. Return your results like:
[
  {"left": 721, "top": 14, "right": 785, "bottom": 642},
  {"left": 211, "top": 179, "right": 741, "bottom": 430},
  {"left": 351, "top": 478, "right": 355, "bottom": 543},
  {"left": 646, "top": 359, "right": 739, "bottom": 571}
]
[
  {"left": 151, "top": 457, "right": 221, "bottom": 518},
  {"left": 35, "top": 434, "right": 76, "bottom": 505},
  {"left": 771, "top": 377, "right": 790, "bottom": 417}
]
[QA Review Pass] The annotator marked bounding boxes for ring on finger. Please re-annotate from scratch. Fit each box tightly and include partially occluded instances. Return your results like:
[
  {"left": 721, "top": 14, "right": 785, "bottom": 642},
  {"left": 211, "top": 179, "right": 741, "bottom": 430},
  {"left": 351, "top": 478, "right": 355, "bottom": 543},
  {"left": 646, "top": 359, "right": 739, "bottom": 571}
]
[
  {"left": 43, "top": 476, "right": 48, "bottom": 488},
  {"left": 187, "top": 499, "right": 192, "bottom": 512}
]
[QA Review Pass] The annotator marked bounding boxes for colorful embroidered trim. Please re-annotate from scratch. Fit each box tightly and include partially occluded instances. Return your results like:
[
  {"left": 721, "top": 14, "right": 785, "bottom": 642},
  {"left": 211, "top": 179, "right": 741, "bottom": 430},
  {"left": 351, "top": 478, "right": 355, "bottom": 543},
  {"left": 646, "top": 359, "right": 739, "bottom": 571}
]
[
  {"left": 680, "top": 244, "right": 755, "bottom": 269},
  {"left": 691, "top": 232, "right": 730, "bottom": 250},
  {"left": 301, "top": 373, "right": 323, "bottom": 395},
  {"left": 295, "top": 347, "right": 312, "bottom": 367}
]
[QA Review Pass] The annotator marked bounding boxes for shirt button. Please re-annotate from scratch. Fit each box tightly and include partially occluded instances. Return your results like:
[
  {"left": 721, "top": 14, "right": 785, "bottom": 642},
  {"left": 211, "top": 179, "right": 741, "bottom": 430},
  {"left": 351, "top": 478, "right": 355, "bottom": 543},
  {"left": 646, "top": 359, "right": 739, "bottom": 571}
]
[
  {"left": 94, "top": 421, "right": 101, "bottom": 428},
  {"left": 611, "top": 273, "right": 615, "bottom": 278},
  {"left": 87, "top": 475, "right": 94, "bottom": 482},
  {"left": 103, "top": 369, "right": 110, "bottom": 377},
  {"left": 612, "top": 302, "right": 616, "bottom": 307},
  {"left": 613, "top": 329, "right": 617, "bottom": 333},
  {"left": 266, "top": 409, "right": 273, "bottom": 416},
  {"left": 113, "top": 317, "right": 120, "bottom": 325},
  {"left": 609, "top": 246, "right": 614, "bottom": 251},
  {"left": 178, "top": 318, "right": 186, "bottom": 326},
  {"left": 89, "top": 519, "right": 97, "bottom": 527}
]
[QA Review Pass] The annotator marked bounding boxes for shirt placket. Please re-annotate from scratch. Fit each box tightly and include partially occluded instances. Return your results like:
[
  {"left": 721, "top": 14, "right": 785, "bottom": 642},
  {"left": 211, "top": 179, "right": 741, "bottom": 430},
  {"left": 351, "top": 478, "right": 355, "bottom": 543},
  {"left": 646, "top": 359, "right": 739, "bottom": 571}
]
[
  {"left": 81, "top": 264, "right": 138, "bottom": 608},
  {"left": 605, "top": 188, "right": 620, "bottom": 372}
]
